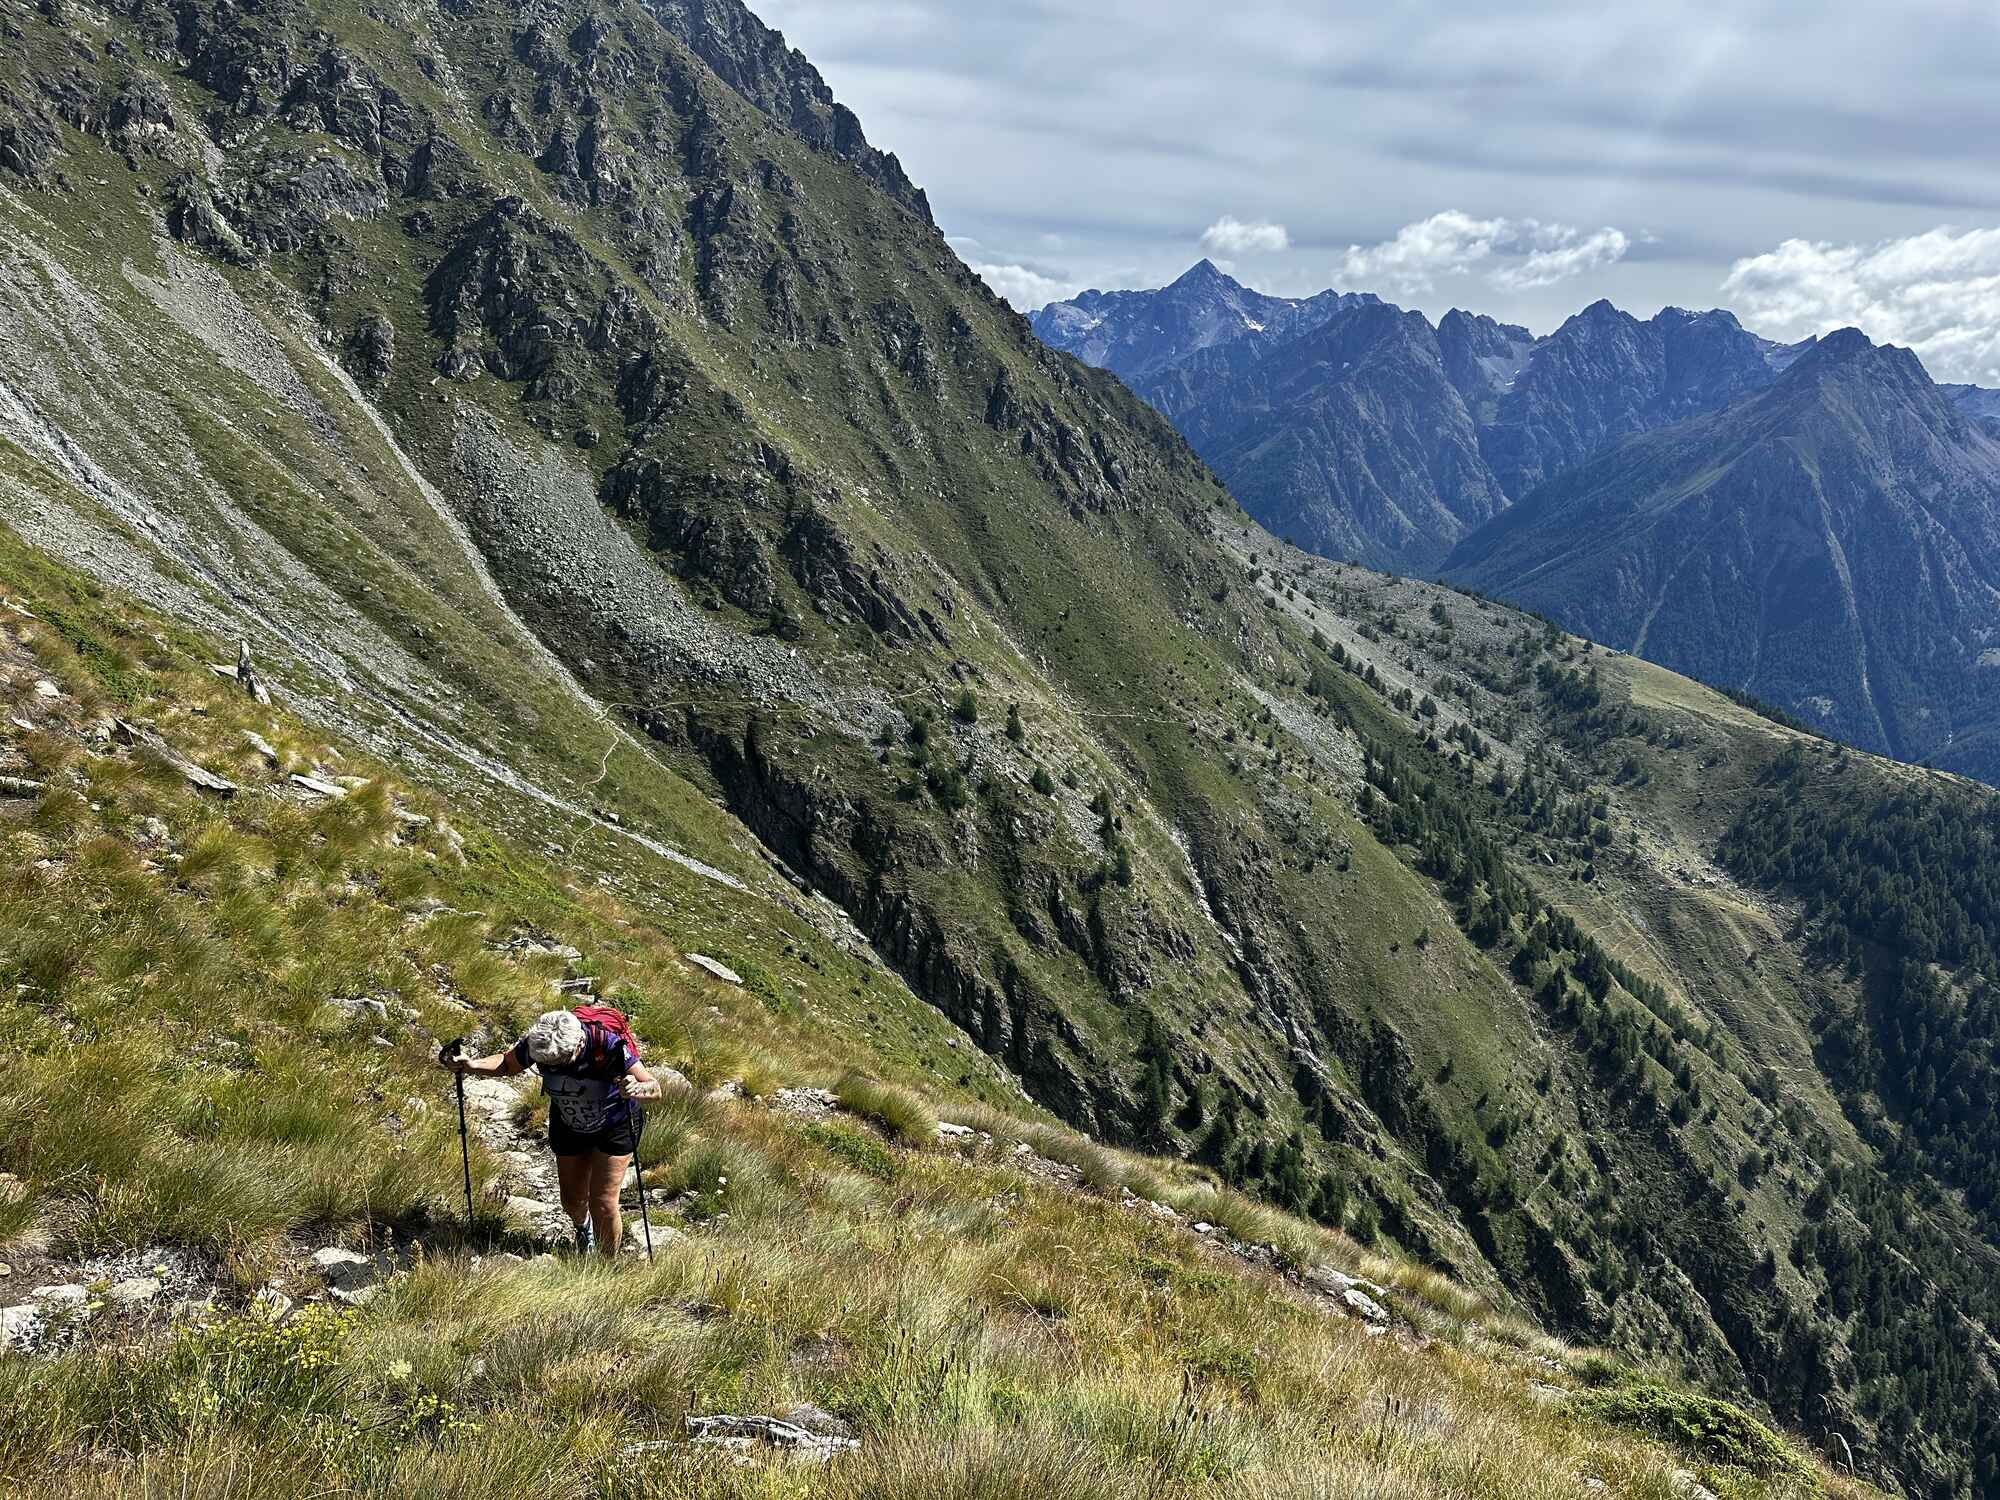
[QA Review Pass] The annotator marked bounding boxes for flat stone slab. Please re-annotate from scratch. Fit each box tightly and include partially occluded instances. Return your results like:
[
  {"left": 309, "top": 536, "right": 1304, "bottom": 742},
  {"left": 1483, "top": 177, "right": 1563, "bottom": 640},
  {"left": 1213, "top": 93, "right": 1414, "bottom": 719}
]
[{"left": 685, "top": 953, "right": 743, "bottom": 985}]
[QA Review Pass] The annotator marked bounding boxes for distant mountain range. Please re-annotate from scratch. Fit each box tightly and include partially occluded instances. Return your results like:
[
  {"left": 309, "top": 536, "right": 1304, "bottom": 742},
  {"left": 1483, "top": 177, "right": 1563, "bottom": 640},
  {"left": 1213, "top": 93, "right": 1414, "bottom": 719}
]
[
  {"left": 1033, "top": 265, "right": 2000, "bottom": 782},
  {"left": 1446, "top": 329, "right": 2000, "bottom": 775},
  {"left": 1029, "top": 260, "right": 1379, "bottom": 384}
]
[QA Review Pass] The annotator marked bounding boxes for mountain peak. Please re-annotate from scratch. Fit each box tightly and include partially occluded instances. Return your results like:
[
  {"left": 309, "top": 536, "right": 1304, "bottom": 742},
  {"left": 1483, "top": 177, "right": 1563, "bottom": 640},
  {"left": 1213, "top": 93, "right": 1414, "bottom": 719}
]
[
  {"left": 1170, "top": 258, "right": 1235, "bottom": 292},
  {"left": 1772, "top": 326, "right": 1950, "bottom": 416},
  {"left": 1656, "top": 306, "right": 1746, "bottom": 331},
  {"left": 1807, "top": 325, "right": 1877, "bottom": 362}
]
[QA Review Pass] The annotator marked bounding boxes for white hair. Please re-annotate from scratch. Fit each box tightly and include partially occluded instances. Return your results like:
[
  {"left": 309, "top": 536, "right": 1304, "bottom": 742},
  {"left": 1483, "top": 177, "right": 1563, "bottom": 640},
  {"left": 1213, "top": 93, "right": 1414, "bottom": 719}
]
[{"left": 523, "top": 1010, "right": 586, "bottom": 1067}]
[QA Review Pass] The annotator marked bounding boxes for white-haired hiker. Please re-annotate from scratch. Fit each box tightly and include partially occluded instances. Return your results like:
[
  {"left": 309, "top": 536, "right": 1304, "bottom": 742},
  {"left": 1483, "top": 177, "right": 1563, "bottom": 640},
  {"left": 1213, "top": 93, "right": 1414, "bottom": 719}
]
[{"left": 441, "top": 1009, "right": 664, "bottom": 1258}]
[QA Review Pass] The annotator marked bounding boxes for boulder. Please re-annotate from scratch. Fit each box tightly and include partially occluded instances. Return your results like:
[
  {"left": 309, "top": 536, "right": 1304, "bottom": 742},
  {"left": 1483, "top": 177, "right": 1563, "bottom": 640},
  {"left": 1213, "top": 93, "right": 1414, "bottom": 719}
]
[
  {"left": 308, "top": 1246, "right": 378, "bottom": 1294},
  {"left": 683, "top": 1413, "right": 859, "bottom": 1462},
  {"left": 329, "top": 996, "right": 389, "bottom": 1024},
  {"left": 107, "top": 1276, "right": 162, "bottom": 1307},
  {"left": 503, "top": 1197, "right": 566, "bottom": 1243},
  {"left": 780, "top": 1403, "right": 854, "bottom": 1439},
  {"left": 1306, "top": 1264, "right": 1390, "bottom": 1301},
  {"left": 1341, "top": 1287, "right": 1390, "bottom": 1324},
  {"left": 622, "top": 1219, "right": 685, "bottom": 1247},
  {"left": 0, "top": 1304, "right": 42, "bottom": 1350},
  {"left": 29, "top": 1283, "right": 85, "bottom": 1307}
]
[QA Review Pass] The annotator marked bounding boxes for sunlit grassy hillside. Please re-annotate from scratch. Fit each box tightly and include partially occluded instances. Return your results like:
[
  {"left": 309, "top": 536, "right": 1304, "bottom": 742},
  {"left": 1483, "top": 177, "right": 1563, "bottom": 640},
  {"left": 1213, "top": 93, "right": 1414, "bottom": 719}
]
[{"left": 0, "top": 530, "right": 1883, "bottom": 1498}]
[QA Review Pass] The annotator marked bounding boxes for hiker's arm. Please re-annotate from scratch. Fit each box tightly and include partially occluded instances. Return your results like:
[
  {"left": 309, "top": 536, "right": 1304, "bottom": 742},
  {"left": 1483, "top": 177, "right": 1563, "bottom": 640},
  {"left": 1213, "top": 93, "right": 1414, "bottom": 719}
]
[
  {"left": 623, "top": 1060, "right": 665, "bottom": 1101},
  {"left": 441, "top": 1048, "right": 524, "bottom": 1078}
]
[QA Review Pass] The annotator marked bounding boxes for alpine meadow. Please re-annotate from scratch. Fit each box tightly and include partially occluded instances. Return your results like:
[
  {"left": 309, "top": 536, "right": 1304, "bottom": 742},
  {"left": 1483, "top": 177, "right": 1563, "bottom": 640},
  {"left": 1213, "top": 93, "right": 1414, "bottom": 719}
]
[{"left": 1, "top": 1, "right": 1998, "bottom": 1497}]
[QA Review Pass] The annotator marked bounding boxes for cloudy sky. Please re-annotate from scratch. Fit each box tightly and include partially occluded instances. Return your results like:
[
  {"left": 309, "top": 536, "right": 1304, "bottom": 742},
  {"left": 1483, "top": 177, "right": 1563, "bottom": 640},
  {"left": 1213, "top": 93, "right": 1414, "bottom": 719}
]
[{"left": 756, "top": 0, "right": 2000, "bottom": 384}]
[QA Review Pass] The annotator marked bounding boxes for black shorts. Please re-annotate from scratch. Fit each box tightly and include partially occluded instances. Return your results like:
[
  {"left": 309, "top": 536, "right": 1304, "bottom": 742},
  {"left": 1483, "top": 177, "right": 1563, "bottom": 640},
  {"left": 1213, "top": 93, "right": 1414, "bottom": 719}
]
[{"left": 548, "top": 1106, "right": 642, "bottom": 1159}]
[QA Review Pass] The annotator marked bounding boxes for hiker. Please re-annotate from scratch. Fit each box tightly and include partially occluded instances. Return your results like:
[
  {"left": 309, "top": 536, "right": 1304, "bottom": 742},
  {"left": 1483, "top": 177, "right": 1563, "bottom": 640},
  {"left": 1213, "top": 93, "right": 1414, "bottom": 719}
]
[{"left": 440, "top": 1009, "right": 665, "bottom": 1258}]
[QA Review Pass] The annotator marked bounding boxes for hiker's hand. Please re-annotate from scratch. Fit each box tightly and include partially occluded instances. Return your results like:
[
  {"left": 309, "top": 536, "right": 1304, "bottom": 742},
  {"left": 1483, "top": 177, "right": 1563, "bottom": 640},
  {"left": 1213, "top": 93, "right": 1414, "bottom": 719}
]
[
  {"left": 626, "top": 1079, "right": 663, "bottom": 1101},
  {"left": 437, "top": 1053, "right": 468, "bottom": 1074}
]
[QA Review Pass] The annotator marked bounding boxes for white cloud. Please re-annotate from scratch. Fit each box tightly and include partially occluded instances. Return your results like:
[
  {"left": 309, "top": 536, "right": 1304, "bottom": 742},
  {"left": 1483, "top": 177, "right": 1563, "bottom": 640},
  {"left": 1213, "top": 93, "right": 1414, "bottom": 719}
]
[
  {"left": 1491, "top": 227, "right": 1631, "bottom": 290},
  {"left": 1339, "top": 211, "right": 1631, "bottom": 294},
  {"left": 971, "top": 261, "right": 1078, "bottom": 311},
  {"left": 1722, "top": 228, "right": 2000, "bottom": 385},
  {"left": 1199, "top": 216, "right": 1291, "bottom": 256},
  {"left": 944, "top": 235, "right": 1079, "bottom": 310}
]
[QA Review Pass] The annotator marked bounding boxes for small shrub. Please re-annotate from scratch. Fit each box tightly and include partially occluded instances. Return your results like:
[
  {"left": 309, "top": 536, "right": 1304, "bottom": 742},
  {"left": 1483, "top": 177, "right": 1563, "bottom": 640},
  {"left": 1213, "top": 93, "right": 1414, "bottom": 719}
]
[
  {"left": 803, "top": 1122, "right": 898, "bottom": 1181},
  {"left": 953, "top": 689, "right": 978, "bottom": 724},
  {"left": 1571, "top": 1383, "right": 1811, "bottom": 1477}
]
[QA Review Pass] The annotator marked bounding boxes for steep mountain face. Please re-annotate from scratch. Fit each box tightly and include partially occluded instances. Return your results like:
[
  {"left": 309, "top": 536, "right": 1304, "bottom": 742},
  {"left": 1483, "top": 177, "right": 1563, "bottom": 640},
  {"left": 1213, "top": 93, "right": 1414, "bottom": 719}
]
[
  {"left": 6, "top": 1, "right": 2000, "bottom": 1491},
  {"left": 1446, "top": 329, "right": 2000, "bottom": 782},
  {"left": 1029, "top": 258, "right": 1375, "bottom": 382},
  {"left": 1436, "top": 307, "right": 1537, "bottom": 414},
  {"left": 1477, "top": 302, "right": 1779, "bottom": 499},
  {"left": 1136, "top": 301, "right": 1507, "bottom": 571}
]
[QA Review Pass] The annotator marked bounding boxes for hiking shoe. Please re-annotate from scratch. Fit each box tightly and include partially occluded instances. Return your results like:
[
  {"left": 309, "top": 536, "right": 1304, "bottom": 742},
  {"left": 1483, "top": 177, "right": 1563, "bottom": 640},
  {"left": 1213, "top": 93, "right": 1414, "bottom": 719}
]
[{"left": 572, "top": 1220, "right": 593, "bottom": 1256}]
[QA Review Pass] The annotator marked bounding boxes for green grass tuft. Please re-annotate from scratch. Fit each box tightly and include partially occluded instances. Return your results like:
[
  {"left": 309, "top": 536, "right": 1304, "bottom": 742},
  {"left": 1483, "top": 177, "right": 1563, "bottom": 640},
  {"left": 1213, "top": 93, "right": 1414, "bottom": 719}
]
[{"left": 836, "top": 1072, "right": 939, "bottom": 1147}]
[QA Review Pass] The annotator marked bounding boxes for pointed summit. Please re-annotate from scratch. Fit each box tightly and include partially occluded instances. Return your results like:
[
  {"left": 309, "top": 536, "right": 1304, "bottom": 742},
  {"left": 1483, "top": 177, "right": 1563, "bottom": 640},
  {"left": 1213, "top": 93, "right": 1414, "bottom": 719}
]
[
  {"left": 1170, "top": 258, "right": 1235, "bottom": 292},
  {"left": 1770, "top": 326, "right": 1947, "bottom": 416}
]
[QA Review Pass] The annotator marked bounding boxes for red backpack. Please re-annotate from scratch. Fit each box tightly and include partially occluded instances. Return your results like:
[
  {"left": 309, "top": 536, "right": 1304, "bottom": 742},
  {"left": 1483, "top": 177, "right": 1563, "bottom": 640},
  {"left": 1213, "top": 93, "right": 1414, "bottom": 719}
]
[{"left": 573, "top": 1004, "right": 641, "bottom": 1072}]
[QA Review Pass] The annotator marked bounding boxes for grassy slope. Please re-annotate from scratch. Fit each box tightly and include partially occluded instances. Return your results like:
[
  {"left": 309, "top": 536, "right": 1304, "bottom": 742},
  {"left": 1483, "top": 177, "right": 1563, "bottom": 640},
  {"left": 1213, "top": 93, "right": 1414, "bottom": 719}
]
[
  {"left": 0, "top": 524, "right": 1872, "bottom": 1499},
  {"left": 0, "top": 1, "right": 1992, "bottom": 1488}
]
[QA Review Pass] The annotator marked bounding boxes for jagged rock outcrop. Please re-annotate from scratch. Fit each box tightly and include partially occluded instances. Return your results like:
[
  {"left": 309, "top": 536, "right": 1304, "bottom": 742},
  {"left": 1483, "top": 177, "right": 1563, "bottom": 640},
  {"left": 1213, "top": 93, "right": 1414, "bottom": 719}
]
[{"left": 639, "top": 0, "right": 933, "bottom": 223}]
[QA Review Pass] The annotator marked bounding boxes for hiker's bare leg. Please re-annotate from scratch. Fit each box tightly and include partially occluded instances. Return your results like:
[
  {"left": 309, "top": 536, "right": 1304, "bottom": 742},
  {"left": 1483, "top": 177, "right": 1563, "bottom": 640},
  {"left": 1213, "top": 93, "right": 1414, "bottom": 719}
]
[
  {"left": 589, "top": 1151, "right": 630, "bottom": 1258},
  {"left": 555, "top": 1150, "right": 592, "bottom": 1233}
]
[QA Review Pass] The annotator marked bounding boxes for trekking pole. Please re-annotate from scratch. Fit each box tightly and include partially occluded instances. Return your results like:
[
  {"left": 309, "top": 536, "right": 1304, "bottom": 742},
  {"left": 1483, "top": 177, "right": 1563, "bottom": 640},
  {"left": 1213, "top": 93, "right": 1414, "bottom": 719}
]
[
  {"left": 441, "top": 1039, "right": 476, "bottom": 1243},
  {"left": 630, "top": 1092, "right": 655, "bottom": 1262}
]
